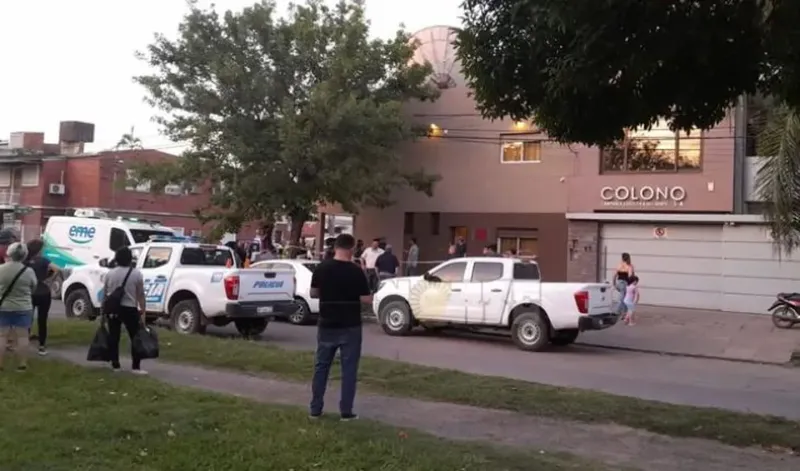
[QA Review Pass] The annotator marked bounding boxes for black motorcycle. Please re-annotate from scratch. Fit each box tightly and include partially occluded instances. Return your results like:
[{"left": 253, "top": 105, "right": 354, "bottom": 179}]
[{"left": 768, "top": 293, "right": 800, "bottom": 329}]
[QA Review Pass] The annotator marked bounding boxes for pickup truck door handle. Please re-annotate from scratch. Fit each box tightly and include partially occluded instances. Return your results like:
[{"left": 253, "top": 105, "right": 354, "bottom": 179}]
[
  {"left": 490, "top": 289, "right": 502, "bottom": 292},
  {"left": 155, "top": 275, "right": 167, "bottom": 280},
  {"left": 450, "top": 288, "right": 461, "bottom": 292}
]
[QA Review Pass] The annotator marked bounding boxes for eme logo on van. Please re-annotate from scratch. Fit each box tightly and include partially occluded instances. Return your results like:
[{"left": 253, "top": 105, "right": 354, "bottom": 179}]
[
  {"left": 253, "top": 280, "right": 284, "bottom": 289},
  {"left": 68, "top": 225, "right": 96, "bottom": 244}
]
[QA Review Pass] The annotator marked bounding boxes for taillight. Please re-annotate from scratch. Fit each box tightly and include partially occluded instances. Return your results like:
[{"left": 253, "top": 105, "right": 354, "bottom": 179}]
[
  {"left": 574, "top": 290, "right": 588, "bottom": 314},
  {"left": 224, "top": 275, "right": 240, "bottom": 300}
]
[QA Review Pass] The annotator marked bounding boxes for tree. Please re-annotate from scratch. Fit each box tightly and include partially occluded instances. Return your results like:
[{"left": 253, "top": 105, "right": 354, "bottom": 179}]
[
  {"left": 456, "top": 0, "right": 800, "bottom": 146},
  {"left": 115, "top": 127, "right": 143, "bottom": 150},
  {"left": 132, "top": 0, "right": 439, "bottom": 243},
  {"left": 457, "top": 0, "right": 800, "bottom": 251}
]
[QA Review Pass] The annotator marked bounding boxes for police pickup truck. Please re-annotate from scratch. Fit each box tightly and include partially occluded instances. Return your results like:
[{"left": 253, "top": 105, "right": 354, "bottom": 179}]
[{"left": 61, "top": 237, "right": 297, "bottom": 336}]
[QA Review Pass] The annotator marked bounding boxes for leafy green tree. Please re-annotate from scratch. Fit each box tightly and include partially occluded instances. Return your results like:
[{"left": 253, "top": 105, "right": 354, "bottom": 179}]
[
  {"left": 132, "top": 0, "right": 439, "bottom": 243},
  {"left": 457, "top": 0, "right": 800, "bottom": 251},
  {"left": 114, "top": 127, "right": 143, "bottom": 150}
]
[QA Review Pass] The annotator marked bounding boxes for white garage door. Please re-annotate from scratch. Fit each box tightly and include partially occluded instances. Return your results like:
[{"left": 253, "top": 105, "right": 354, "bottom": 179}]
[
  {"left": 601, "top": 223, "right": 800, "bottom": 314},
  {"left": 602, "top": 224, "right": 724, "bottom": 311}
]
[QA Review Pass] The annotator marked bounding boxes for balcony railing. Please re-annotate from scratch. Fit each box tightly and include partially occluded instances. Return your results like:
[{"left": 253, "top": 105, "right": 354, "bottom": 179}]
[{"left": 0, "top": 189, "right": 20, "bottom": 206}]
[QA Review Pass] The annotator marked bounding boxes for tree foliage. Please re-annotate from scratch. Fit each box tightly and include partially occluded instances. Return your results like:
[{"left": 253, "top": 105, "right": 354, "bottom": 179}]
[
  {"left": 132, "top": 0, "right": 439, "bottom": 240},
  {"left": 456, "top": 0, "right": 800, "bottom": 146}
]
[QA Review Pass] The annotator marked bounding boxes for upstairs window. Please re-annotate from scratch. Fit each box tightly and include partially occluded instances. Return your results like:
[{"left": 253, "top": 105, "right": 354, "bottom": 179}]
[
  {"left": 601, "top": 120, "right": 702, "bottom": 172},
  {"left": 501, "top": 137, "right": 542, "bottom": 163}
]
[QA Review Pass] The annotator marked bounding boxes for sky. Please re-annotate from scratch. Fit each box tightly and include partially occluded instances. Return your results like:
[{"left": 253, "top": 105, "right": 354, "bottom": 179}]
[{"left": 1, "top": 0, "right": 462, "bottom": 152}]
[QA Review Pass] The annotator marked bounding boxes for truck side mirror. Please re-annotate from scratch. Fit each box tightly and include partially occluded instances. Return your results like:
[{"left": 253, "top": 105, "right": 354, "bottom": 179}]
[{"left": 98, "top": 258, "right": 108, "bottom": 267}]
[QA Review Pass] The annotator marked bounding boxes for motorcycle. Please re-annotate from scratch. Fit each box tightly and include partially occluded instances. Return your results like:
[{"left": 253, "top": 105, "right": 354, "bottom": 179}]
[{"left": 768, "top": 293, "right": 800, "bottom": 329}]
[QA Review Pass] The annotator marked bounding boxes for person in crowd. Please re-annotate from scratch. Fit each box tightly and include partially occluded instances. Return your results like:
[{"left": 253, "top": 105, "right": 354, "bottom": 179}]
[
  {"left": 0, "top": 227, "right": 19, "bottom": 264},
  {"left": 354, "top": 239, "right": 365, "bottom": 261},
  {"left": 455, "top": 237, "right": 467, "bottom": 257},
  {"left": 405, "top": 238, "right": 419, "bottom": 276},
  {"left": 622, "top": 276, "right": 640, "bottom": 326},
  {"left": 612, "top": 252, "right": 635, "bottom": 316},
  {"left": 308, "top": 233, "right": 370, "bottom": 421},
  {"left": 323, "top": 237, "right": 336, "bottom": 260},
  {"left": 359, "top": 238, "right": 383, "bottom": 292},
  {"left": 103, "top": 246, "right": 148, "bottom": 374},
  {"left": 378, "top": 237, "right": 387, "bottom": 251},
  {"left": 503, "top": 248, "right": 517, "bottom": 257},
  {"left": 375, "top": 244, "right": 400, "bottom": 280},
  {"left": 447, "top": 243, "right": 457, "bottom": 259},
  {"left": 25, "top": 239, "right": 59, "bottom": 355},
  {"left": 483, "top": 244, "right": 498, "bottom": 256},
  {"left": 0, "top": 243, "right": 38, "bottom": 371}
]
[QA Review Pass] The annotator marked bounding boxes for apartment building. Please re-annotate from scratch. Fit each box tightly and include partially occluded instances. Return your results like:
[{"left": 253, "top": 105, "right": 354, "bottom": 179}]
[{"left": 345, "top": 25, "right": 787, "bottom": 314}]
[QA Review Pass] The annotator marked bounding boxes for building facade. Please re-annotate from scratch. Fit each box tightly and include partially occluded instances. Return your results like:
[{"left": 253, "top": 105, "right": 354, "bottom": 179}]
[
  {"left": 348, "top": 25, "right": 785, "bottom": 314},
  {"left": 0, "top": 122, "right": 210, "bottom": 239}
]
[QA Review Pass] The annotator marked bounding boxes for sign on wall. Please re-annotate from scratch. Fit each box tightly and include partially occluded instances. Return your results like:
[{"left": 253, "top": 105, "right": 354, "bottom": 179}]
[{"left": 600, "top": 186, "right": 686, "bottom": 207}]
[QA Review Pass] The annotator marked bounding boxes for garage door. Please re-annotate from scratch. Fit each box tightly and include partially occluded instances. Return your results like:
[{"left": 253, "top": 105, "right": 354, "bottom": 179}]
[
  {"left": 601, "top": 223, "right": 800, "bottom": 314},
  {"left": 601, "top": 224, "right": 724, "bottom": 311}
]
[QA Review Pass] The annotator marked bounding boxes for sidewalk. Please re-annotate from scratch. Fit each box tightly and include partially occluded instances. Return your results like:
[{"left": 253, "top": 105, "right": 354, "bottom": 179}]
[
  {"left": 51, "top": 348, "right": 799, "bottom": 471},
  {"left": 578, "top": 305, "right": 800, "bottom": 364}
]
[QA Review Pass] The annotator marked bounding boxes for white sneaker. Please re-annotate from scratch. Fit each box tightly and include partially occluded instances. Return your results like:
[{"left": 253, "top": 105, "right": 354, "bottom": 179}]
[{"left": 131, "top": 369, "right": 148, "bottom": 376}]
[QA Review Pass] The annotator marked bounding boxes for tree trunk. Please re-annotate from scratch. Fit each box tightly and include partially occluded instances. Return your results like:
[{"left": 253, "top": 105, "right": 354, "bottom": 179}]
[{"left": 288, "top": 212, "right": 307, "bottom": 258}]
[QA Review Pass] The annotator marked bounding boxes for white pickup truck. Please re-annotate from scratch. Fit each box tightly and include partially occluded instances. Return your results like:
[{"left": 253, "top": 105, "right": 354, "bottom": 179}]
[
  {"left": 61, "top": 239, "right": 297, "bottom": 336},
  {"left": 373, "top": 257, "right": 616, "bottom": 351}
]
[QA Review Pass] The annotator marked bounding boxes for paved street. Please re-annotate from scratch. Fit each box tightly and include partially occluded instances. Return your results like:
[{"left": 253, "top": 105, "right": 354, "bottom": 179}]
[{"left": 50, "top": 301, "right": 800, "bottom": 419}]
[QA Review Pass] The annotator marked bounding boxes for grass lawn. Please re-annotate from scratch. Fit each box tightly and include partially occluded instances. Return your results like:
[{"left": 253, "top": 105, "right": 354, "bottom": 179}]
[
  {"left": 0, "top": 360, "right": 606, "bottom": 471},
  {"left": 48, "top": 319, "right": 800, "bottom": 452}
]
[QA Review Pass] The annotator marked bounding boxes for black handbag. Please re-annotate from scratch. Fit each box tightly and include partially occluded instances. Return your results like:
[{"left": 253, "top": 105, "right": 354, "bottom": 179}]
[
  {"left": 102, "top": 267, "right": 133, "bottom": 315},
  {"left": 86, "top": 318, "right": 111, "bottom": 362},
  {"left": 133, "top": 326, "right": 160, "bottom": 359}
]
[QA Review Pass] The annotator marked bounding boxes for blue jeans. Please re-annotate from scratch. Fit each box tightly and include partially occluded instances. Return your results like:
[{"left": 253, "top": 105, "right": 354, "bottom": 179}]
[
  {"left": 615, "top": 280, "right": 628, "bottom": 315},
  {"left": 310, "top": 326, "right": 362, "bottom": 416}
]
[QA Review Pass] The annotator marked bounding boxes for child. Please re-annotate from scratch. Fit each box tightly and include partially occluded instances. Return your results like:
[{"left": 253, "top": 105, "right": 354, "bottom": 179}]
[{"left": 623, "top": 275, "right": 640, "bottom": 326}]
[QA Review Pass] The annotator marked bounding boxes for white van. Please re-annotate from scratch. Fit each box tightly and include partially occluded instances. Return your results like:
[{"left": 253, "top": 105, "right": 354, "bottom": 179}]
[{"left": 42, "top": 210, "right": 176, "bottom": 270}]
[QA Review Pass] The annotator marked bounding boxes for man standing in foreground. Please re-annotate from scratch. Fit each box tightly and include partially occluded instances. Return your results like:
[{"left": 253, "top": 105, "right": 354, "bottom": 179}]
[{"left": 308, "top": 233, "right": 371, "bottom": 421}]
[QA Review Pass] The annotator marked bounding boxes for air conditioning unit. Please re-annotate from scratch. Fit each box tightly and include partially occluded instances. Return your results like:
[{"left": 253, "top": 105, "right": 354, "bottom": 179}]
[
  {"left": 164, "top": 184, "right": 182, "bottom": 195},
  {"left": 48, "top": 183, "right": 66, "bottom": 195}
]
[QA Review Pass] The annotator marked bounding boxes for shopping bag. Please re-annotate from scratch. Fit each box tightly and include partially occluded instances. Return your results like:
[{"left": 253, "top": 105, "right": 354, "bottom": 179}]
[
  {"left": 86, "top": 320, "right": 111, "bottom": 362},
  {"left": 133, "top": 327, "right": 160, "bottom": 360}
]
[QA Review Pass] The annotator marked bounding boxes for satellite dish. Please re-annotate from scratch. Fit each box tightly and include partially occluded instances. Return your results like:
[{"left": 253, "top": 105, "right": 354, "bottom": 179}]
[{"left": 410, "top": 25, "right": 460, "bottom": 90}]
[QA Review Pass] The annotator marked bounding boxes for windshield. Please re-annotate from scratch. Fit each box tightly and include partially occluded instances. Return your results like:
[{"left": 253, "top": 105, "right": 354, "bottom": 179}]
[
  {"left": 302, "top": 262, "right": 319, "bottom": 272},
  {"left": 180, "top": 247, "right": 234, "bottom": 266},
  {"left": 130, "top": 229, "right": 175, "bottom": 244}
]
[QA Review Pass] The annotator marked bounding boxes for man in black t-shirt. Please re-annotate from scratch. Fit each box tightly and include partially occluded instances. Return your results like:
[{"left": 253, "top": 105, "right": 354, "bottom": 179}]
[{"left": 308, "top": 233, "right": 371, "bottom": 421}]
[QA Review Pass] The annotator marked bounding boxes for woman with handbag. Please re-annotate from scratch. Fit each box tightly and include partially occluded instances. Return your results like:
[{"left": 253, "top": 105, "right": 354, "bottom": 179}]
[
  {"left": 0, "top": 242, "right": 38, "bottom": 371},
  {"left": 102, "top": 246, "right": 148, "bottom": 374},
  {"left": 25, "top": 238, "right": 60, "bottom": 356}
]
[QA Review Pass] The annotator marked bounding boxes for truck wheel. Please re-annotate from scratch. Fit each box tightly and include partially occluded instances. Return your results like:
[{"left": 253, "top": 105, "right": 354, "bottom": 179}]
[
  {"left": 288, "top": 298, "right": 313, "bottom": 325},
  {"left": 550, "top": 329, "right": 579, "bottom": 346},
  {"left": 235, "top": 318, "right": 269, "bottom": 337},
  {"left": 65, "top": 288, "right": 93, "bottom": 320},
  {"left": 170, "top": 299, "right": 205, "bottom": 335},
  {"left": 511, "top": 311, "right": 549, "bottom": 351},
  {"left": 379, "top": 300, "right": 413, "bottom": 336},
  {"left": 50, "top": 274, "right": 63, "bottom": 300}
]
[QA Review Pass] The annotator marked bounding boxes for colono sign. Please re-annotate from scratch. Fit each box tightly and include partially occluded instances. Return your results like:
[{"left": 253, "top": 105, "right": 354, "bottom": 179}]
[{"left": 600, "top": 185, "right": 686, "bottom": 207}]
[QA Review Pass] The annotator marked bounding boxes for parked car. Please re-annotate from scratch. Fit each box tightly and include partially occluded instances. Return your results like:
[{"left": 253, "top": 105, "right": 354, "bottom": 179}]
[
  {"left": 251, "top": 259, "right": 319, "bottom": 325},
  {"left": 61, "top": 237, "right": 297, "bottom": 336},
  {"left": 372, "top": 257, "right": 616, "bottom": 351}
]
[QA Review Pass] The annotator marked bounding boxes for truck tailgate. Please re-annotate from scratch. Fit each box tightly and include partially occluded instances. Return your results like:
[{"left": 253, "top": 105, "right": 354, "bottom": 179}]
[
  {"left": 236, "top": 268, "right": 294, "bottom": 303},
  {"left": 583, "top": 283, "right": 613, "bottom": 315}
]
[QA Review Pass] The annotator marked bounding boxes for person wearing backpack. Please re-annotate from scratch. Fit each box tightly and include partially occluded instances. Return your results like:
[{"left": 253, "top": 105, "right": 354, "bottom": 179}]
[
  {"left": 102, "top": 246, "right": 148, "bottom": 374},
  {"left": 25, "top": 238, "right": 60, "bottom": 356},
  {"left": 0, "top": 243, "right": 38, "bottom": 371}
]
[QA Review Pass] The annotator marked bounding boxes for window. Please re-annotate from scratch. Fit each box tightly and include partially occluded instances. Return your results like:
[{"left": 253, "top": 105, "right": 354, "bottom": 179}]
[
  {"left": 302, "top": 262, "right": 319, "bottom": 272},
  {"left": 20, "top": 165, "right": 39, "bottom": 187},
  {"left": 601, "top": 119, "right": 702, "bottom": 172},
  {"left": 452, "top": 226, "right": 468, "bottom": 241},
  {"left": 501, "top": 138, "right": 542, "bottom": 163},
  {"left": 180, "top": 247, "right": 234, "bottom": 266},
  {"left": 404, "top": 212, "right": 415, "bottom": 235},
  {"left": 0, "top": 168, "right": 10, "bottom": 187},
  {"left": 471, "top": 262, "right": 504, "bottom": 282},
  {"left": 498, "top": 237, "right": 538, "bottom": 257},
  {"left": 129, "top": 229, "right": 174, "bottom": 244},
  {"left": 142, "top": 247, "right": 172, "bottom": 268},
  {"left": 109, "top": 228, "right": 130, "bottom": 251},
  {"left": 429, "top": 261, "right": 467, "bottom": 282},
  {"left": 125, "top": 169, "right": 151, "bottom": 192},
  {"left": 130, "top": 247, "right": 143, "bottom": 266},
  {"left": 513, "top": 262, "right": 540, "bottom": 280},
  {"left": 430, "top": 212, "right": 440, "bottom": 236}
]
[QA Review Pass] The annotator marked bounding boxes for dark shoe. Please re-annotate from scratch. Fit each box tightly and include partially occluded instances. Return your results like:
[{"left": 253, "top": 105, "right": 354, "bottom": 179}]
[
  {"left": 16, "top": 365, "right": 27, "bottom": 372},
  {"left": 309, "top": 412, "right": 322, "bottom": 419},
  {"left": 38, "top": 346, "right": 47, "bottom": 356},
  {"left": 340, "top": 413, "right": 358, "bottom": 422}
]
